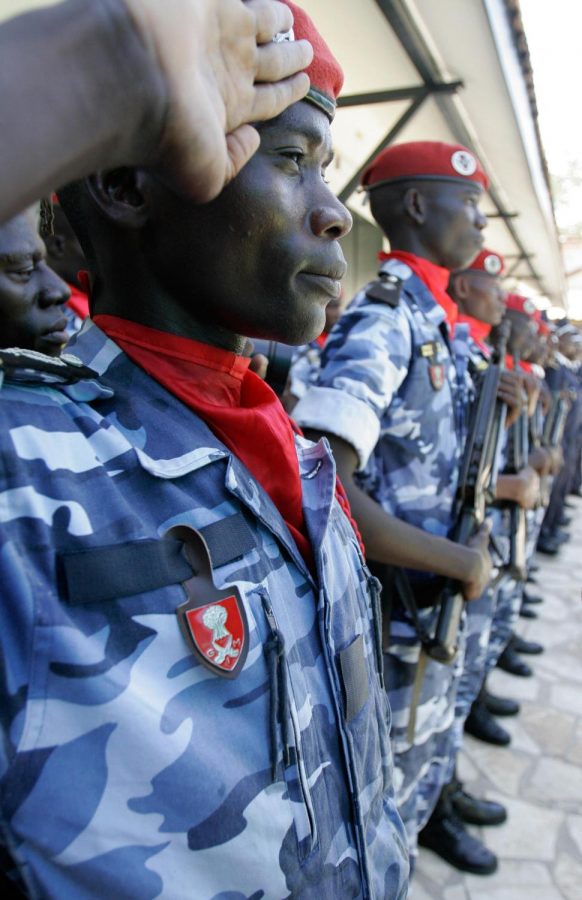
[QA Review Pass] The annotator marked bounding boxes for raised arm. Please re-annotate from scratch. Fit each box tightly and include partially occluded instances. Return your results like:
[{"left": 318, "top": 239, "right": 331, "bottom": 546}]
[{"left": 0, "top": 0, "right": 312, "bottom": 221}]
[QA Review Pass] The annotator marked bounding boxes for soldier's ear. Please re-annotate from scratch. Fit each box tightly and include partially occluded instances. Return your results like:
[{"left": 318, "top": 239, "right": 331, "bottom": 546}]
[
  {"left": 451, "top": 273, "right": 470, "bottom": 300},
  {"left": 403, "top": 187, "right": 427, "bottom": 226},
  {"left": 86, "top": 168, "right": 150, "bottom": 229}
]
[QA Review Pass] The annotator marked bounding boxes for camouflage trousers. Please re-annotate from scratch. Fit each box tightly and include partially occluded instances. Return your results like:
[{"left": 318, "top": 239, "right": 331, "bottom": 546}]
[
  {"left": 485, "top": 575, "right": 522, "bottom": 673},
  {"left": 526, "top": 505, "right": 545, "bottom": 562},
  {"left": 384, "top": 604, "right": 466, "bottom": 858},
  {"left": 486, "top": 505, "right": 544, "bottom": 674},
  {"left": 451, "top": 585, "right": 495, "bottom": 757}
]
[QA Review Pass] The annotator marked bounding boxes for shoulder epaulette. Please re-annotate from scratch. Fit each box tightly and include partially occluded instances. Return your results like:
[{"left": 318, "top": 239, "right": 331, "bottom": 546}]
[
  {"left": 364, "top": 273, "right": 403, "bottom": 308},
  {"left": 0, "top": 348, "right": 99, "bottom": 387}
]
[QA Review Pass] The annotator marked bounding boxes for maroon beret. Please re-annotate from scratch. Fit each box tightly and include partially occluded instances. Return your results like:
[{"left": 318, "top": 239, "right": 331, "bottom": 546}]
[
  {"left": 505, "top": 293, "right": 537, "bottom": 317},
  {"left": 278, "top": 1, "right": 343, "bottom": 119},
  {"left": 465, "top": 248, "right": 505, "bottom": 276},
  {"left": 361, "top": 141, "right": 489, "bottom": 191}
]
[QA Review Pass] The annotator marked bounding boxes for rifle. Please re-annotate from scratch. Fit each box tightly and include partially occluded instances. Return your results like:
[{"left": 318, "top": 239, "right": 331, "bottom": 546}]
[
  {"left": 543, "top": 392, "right": 571, "bottom": 448},
  {"left": 529, "top": 397, "right": 543, "bottom": 450},
  {"left": 498, "top": 354, "right": 529, "bottom": 581},
  {"left": 427, "top": 320, "right": 510, "bottom": 663}
]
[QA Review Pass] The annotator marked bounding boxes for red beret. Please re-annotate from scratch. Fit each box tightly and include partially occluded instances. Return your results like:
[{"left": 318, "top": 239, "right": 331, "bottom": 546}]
[
  {"left": 530, "top": 308, "right": 551, "bottom": 336},
  {"left": 278, "top": 1, "right": 343, "bottom": 119},
  {"left": 361, "top": 141, "right": 489, "bottom": 191},
  {"left": 505, "top": 293, "right": 537, "bottom": 317},
  {"left": 464, "top": 248, "right": 505, "bottom": 276}
]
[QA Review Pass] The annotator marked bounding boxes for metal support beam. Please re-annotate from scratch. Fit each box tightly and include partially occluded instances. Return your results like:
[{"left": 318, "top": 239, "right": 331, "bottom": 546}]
[
  {"left": 374, "top": 0, "right": 547, "bottom": 295},
  {"left": 338, "top": 90, "right": 430, "bottom": 204},
  {"left": 338, "top": 80, "right": 462, "bottom": 109},
  {"left": 506, "top": 253, "right": 534, "bottom": 279}
]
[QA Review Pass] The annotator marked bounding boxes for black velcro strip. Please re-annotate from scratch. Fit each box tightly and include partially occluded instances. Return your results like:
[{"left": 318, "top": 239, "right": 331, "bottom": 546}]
[
  {"left": 338, "top": 634, "right": 370, "bottom": 724},
  {"left": 60, "top": 538, "right": 193, "bottom": 604},
  {"left": 199, "top": 514, "right": 257, "bottom": 568}
]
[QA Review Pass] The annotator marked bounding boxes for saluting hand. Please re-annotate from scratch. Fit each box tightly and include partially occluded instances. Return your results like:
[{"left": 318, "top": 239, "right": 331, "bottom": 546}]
[{"left": 124, "top": 0, "right": 313, "bottom": 202}]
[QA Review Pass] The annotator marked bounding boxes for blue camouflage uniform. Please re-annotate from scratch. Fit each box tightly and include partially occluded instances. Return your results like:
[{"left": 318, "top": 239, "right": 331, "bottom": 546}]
[
  {"left": 542, "top": 355, "right": 581, "bottom": 536},
  {"left": 288, "top": 340, "right": 325, "bottom": 403},
  {"left": 449, "top": 335, "right": 498, "bottom": 758},
  {"left": 293, "top": 258, "right": 471, "bottom": 857},
  {"left": 0, "top": 322, "right": 409, "bottom": 899},
  {"left": 485, "top": 447, "right": 525, "bottom": 675}
]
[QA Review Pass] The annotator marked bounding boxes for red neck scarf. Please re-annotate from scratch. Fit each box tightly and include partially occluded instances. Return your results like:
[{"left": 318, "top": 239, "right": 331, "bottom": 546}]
[
  {"left": 379, "top": 250, "right": 458, "bottom": 327},
  {"left": 504, "top": 355, "right": 531, "bottom": 373},
  {"left": 456, "top": 313, "right": 491, "bottom": 356},
  {"left": 93, "top": 315, "right": 314, "bottom": 573},
  {"left": 66, "top": 283, "right": 90, "bottom": 320}
]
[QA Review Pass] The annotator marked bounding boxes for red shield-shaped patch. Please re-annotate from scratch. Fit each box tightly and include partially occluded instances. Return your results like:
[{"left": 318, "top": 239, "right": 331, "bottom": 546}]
[
  {"left": 429, "top": 363, "right": 445, "bottom": 390},
  {"left": 183, "top": 596, "right": 245, "bottom": 675},
  {"left": 171, "top": 524, "right": 249, "bottom": 679}
]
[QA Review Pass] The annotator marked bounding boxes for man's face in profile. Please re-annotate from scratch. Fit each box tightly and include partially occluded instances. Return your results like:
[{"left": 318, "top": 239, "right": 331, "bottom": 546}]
[
  {"left": 145, "top": 101, "right": 352, "bottom": 346},
  {"left": 0, "top": 210, "right": 70, "bottom": 356}
]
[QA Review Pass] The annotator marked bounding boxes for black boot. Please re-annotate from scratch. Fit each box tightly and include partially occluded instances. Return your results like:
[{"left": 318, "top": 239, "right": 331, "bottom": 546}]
[
  {"left": 497, "top": 644, "right": 533, "bottom": 677},
  {"left": 418, "top": 785, "right": 498, "bottom": 875},
  {"left": 482, "top": 686, "right": 520, "bottom": 717},
  {"left": 450, "top": 785, "right": 507, "bottom": 826},
  {"left": 510, "top": 633, "right": 544, "bottom": 655},
  {"left": 554, "top": 528, "right": 570, "bottom": 545},
  {"left": 464, "top": 699, "right": 511, "bottom": 746},
  {"left": 537, "top": 534, "right": 560, "bottom": 555},
  {"left": 522, "top": 590, "right": 542, "bottom": 605},
  {"left": 519, "top": 603, "right": 538, "bottom": 620}
]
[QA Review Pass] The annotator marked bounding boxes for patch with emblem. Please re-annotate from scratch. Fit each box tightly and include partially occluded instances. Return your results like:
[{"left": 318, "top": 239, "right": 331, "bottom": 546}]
[
  {"left": 172, "top": 525, "right": 249, "bottom": 679},
  {"left": 419, "top": 341, "right": 446, "bottom": 390},
  {"left": 428, "top": 363, "right": 445, "bottom": 390},
  {"left": 451, "top": 149, "right": 477, "bottom": 177},
  {"left": 483, "top": 253, "right": 502, "bottom": 275},
  {"left": 183, "top": 597, "right": 245, "bottom": 675}
]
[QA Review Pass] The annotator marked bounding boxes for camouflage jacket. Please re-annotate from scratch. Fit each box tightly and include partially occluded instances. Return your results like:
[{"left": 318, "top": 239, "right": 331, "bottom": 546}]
[
  {"left": 293, "top": 260, "right": 470, "bottom": 544},
  {"left": 0, "top": 323, "right": 409, "bottom": 899},
  {"left": 288, "top": 340, "right": 324, "bottom": 403}
]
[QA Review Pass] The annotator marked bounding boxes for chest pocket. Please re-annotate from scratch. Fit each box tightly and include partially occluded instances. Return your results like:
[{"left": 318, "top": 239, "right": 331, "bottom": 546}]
[{"left": 59, "top": 515, "right": 319, "bottom": 857}]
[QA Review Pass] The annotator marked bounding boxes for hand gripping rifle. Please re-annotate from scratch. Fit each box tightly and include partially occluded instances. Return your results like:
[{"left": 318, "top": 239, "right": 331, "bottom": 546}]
[{"left": 427, "top": 320, "right": 510, "bottom": 664}]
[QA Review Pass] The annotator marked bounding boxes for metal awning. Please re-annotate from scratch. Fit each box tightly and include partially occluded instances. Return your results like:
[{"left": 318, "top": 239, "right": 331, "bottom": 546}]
[{"left": 302, "top": 0, "right": 565, "bottom": 305}]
